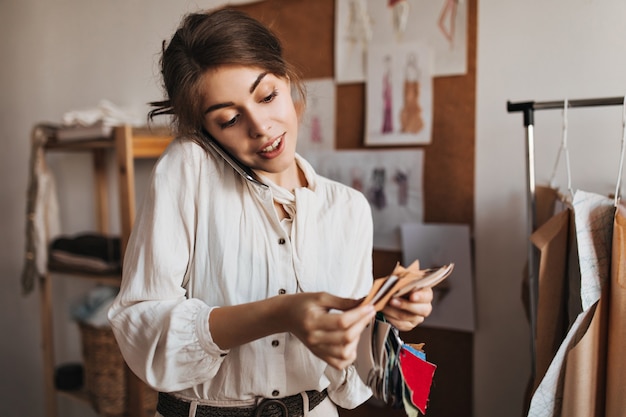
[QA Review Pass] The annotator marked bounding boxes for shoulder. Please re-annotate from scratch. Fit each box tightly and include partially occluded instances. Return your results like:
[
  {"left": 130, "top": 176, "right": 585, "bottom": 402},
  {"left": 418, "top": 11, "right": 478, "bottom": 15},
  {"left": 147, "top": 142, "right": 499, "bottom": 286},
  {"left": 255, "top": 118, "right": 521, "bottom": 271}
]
[
  {"left": 157, "top": 136, "right": 211, "bottom": 165},
  {"left": 154, "top": 136, "right": 223, "bottom": 175},
  {"left": 149, "top": 136, "right": 229, "bottom": 194}
]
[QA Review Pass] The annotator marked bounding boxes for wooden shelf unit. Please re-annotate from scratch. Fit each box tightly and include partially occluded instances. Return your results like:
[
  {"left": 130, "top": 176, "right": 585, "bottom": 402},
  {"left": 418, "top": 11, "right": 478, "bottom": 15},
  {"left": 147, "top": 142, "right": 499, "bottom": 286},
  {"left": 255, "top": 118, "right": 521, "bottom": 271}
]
[{"left": 40, "top": 125, "right": 173, "bottom": 417}]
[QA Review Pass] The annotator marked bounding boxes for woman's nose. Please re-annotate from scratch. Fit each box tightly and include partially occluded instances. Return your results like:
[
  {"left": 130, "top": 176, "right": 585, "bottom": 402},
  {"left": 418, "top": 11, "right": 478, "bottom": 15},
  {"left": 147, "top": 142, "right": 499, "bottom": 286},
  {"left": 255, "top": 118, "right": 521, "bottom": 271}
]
[{"left": 248, "top": 112, "right": 271, "bottom": 139}]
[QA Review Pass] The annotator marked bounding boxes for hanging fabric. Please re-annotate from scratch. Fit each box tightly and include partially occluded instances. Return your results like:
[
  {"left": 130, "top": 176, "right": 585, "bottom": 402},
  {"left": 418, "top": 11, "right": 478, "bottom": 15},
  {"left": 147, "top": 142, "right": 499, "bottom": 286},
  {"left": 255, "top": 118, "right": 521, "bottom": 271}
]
[
  {"left": 507, "top": 95, "right": 626, "bottom": 417},
  {"left": 530, "top": 208, "right": 570, "bottom": 392},
  {"left": 605, "top": 100, "right": 626, "bottom": 415},
  {"left": 605, "top": 203, "right": 626, "bottom": 416},
  {"left": 21, "top": 124, "right": 61, "bottom": 294},
  {"left": 528, "top": 191, "right": 614, "bottom": 417}
]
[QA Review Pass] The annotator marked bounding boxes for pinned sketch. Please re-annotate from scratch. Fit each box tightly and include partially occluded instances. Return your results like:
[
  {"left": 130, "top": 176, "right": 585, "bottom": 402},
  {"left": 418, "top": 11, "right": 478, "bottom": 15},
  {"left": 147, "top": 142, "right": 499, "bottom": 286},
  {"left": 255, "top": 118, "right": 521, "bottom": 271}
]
[
  {"left": 366, "top": 42, "right": 433, "bottom": 146},
  {"left": 308, "top": 149, "right": 424, "bottom": 250},
  {"left": 334, "top": 0, "right": 468, "bottom": 83},
  {"left": 296, "top": 78, "right": 336, "bottom": 158},
  {"left": 367, "top": 0, "right": 468, "bottom": 77},
  {"left": 401, "top": 223, "right": 475, "bottom": 332},
  {"left": 335, "top": 0, "right": 372, "bottom": 84}
]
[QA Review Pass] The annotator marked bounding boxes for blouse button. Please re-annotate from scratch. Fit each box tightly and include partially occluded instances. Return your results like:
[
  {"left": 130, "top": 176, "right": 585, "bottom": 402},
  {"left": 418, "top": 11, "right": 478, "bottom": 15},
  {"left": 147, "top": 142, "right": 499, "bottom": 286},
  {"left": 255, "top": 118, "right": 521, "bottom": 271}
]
[
  {"left": 278, "top": 238, "right": 286, "bottom": 245},
  {"left": 271, "top": 340, "right": 280, "bottom": 347},
  {"left": 272, "top": 390, "right": 280, "bottom": 397},
  {"left": 278, "top": 289, "right": 286, "bottom": 295}
]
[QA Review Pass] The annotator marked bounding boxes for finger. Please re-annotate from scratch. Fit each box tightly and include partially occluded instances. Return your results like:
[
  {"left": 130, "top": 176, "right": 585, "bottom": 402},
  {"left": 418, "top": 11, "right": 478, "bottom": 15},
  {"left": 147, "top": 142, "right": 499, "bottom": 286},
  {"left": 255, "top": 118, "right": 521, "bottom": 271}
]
[
  {"left": 408, "top": 287, "right": 434, "bottom": 303},
  {"left": 314, "top": 335, "right": 362, "bottom": 369},
  {"left": 319, "top": 293, "right": 364, "bottom": 312},
  {"left": 388, "top": 296, "right": 432, "bottom": 317},
  {"left": 382, "top": 308, "right": 424, "bottom": 331},
  {"left": 337, "top": 303, "right": 376, "bottom": 326},
  {"left": 311, "top": 305, "right": 376, "bottom": 338},
  {"left": 385, "top": 300, "right": 431, "bottom": 329}
]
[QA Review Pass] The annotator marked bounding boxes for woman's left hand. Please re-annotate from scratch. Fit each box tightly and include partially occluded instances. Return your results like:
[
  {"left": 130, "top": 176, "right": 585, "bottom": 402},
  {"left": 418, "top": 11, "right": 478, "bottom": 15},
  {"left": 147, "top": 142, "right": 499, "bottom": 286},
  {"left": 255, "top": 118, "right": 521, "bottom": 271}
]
[{"left": 381, "top": 287, "right": 434, "bottom": 332}]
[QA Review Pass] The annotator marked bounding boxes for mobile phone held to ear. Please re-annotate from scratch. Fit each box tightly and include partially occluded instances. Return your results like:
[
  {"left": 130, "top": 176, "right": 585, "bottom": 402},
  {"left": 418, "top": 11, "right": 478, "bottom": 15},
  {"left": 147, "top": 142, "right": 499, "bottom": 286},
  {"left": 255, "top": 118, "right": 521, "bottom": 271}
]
[{"left": 201, "top": 129, "right": 268, "bottom": 188}]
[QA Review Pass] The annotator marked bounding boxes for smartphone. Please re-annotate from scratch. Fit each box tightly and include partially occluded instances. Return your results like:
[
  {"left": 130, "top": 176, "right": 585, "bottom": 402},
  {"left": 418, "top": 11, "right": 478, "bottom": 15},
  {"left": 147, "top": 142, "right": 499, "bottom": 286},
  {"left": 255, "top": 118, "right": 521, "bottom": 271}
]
[{"left": 200, "top": 129, "right": 267, "bottom": 188}]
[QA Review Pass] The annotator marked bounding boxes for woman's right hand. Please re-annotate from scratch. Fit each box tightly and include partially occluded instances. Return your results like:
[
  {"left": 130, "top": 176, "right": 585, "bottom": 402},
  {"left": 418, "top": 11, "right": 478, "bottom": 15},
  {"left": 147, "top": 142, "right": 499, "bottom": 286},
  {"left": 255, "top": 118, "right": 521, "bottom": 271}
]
[{"left": 280, "top": 292, "right": 376, "bottom": 370}]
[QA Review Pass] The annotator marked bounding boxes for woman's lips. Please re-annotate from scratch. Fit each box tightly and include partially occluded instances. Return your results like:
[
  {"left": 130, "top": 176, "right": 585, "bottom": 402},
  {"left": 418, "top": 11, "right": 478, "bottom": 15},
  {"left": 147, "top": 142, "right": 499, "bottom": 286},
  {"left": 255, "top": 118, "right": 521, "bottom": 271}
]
[{"left": 258, "top": 133, "right": 286, "bottom": 158}]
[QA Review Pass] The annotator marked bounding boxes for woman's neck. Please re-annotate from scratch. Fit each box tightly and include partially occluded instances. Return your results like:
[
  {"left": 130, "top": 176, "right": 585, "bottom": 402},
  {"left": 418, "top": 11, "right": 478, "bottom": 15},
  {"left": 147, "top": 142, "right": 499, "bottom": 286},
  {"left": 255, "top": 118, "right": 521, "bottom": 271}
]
[{"left": 256, "top": 160, "right": 308, "bottom": 192}]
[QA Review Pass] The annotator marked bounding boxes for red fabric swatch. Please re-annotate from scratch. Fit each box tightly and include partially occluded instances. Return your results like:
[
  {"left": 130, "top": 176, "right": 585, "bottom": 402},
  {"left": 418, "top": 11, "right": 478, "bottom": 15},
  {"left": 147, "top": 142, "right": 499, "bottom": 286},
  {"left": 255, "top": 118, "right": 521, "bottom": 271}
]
[{"left": 399, "top": 346, "right": 437, "bottom": 414}]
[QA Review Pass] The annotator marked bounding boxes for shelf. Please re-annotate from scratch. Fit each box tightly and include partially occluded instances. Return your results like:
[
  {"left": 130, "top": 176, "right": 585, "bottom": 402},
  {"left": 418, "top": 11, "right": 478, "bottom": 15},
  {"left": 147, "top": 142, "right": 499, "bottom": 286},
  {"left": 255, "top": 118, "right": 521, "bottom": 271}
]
[
  {"left": 44, "top": 138, "right": 114, "bottom": 152},
  {"left": 43, "top": 125, "right": 173, "bottom": 157},
  {"left": 40, "top": 124, "right": 170, "bottom": 417}
]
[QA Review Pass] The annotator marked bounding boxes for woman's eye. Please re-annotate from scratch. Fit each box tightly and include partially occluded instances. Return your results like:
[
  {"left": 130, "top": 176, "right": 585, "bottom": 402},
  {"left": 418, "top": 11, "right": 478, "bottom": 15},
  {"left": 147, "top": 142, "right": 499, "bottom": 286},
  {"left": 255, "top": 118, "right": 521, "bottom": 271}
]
[
  {"left": 220, "top": 115, "right": 239, "bottom": 129},
  {"left": 261, "top": 90, "right": 278, "bottom": 103}
]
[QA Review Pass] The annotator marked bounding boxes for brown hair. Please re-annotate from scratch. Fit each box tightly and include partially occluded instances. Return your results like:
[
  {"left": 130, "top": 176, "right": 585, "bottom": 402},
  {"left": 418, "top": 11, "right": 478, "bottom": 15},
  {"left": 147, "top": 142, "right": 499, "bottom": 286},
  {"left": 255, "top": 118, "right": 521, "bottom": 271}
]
[{"left": 149, "top": 8, "right": 305, "bottom": 143}]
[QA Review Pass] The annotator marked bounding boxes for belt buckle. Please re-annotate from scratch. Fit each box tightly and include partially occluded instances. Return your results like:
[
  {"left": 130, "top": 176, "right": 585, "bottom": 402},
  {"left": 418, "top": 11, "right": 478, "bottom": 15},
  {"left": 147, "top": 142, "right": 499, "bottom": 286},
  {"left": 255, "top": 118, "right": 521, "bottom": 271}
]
[{"left": 254, "top": 398, "right": 290, "bottom": 417}]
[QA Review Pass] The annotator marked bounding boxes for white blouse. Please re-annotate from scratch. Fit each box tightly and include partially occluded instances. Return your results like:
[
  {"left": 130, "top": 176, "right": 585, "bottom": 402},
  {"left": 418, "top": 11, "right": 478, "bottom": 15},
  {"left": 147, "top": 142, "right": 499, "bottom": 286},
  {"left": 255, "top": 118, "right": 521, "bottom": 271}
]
[{"left": 108, "top": 137, "right": 374, "bottom": 409}]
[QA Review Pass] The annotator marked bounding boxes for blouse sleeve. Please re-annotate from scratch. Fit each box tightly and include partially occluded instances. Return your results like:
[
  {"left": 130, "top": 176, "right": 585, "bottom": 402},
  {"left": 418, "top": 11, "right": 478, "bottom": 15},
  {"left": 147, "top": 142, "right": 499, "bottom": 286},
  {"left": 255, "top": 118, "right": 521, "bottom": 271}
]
[{"left": 108, "top": 141, "right": 228, "bottom": 392}]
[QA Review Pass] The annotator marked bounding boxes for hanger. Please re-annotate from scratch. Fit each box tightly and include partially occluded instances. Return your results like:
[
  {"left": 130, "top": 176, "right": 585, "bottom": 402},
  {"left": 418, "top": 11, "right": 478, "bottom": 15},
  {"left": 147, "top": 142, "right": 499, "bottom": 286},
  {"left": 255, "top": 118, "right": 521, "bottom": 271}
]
[
  {"left": 549, "top": 98, "right": 575, "bottom": 202},
  {"left": 614, "top": 96, "right": 626, "bottom": 207}
]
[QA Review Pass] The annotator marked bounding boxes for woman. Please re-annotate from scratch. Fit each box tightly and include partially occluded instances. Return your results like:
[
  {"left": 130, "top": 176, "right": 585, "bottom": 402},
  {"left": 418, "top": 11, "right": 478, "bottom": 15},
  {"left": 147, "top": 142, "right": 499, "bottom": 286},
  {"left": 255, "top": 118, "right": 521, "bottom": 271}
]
[{"left": 108, "top": 7, "right": 433, "bottom": 417}]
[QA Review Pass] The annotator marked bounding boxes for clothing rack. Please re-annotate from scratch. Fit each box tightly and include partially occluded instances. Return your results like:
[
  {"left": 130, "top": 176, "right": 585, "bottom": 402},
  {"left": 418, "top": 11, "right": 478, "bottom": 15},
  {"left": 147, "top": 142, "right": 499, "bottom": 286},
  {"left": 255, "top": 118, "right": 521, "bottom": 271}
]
[{"left": 506, "top": 95, "right": 624, "bottom": 380}]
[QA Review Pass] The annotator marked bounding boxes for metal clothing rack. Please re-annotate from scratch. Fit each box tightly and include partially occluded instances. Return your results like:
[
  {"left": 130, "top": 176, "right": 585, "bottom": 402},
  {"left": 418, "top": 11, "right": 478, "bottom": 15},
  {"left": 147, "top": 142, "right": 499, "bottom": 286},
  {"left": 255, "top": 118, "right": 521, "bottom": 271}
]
[{"left": 506, "top": 96, "right": 624, "bottom": 379}]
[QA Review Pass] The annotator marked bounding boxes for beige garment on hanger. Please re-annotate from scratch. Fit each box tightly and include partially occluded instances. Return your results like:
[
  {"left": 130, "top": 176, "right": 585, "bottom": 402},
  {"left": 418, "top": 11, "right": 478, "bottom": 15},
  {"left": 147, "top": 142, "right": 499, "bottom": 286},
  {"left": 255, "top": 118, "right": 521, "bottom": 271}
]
[
  {"left": 606, "top": 203, "right": 626, "bottom": 417},
  {"left": 528, "top": 191, "right": 614, "bottom": 417},
  {"left": 560, "top": 192, "right": 614, "bottom": 417},
  {"left": 560, "top": 291, "right": 608, "bottom": 417},
  {"left": 522, "top": 185, "right": 560, "bottom": 324},
  {"left": 535, "top": 186, "right": 559, "bottom": 229},
  {"left": 530, "top": 208, "right": 570, "bottom": 392}
]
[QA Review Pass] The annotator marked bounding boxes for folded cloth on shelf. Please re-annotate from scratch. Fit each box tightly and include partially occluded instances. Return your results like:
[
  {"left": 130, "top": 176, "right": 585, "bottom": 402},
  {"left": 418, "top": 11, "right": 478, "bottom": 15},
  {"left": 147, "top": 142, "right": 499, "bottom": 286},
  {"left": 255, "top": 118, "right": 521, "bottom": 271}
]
[
  {"left": 62, "top": 99, "right": 143, "bottom": 128},
  {"left": 48, "top": 233, "right": 121, "bottom": 275}
]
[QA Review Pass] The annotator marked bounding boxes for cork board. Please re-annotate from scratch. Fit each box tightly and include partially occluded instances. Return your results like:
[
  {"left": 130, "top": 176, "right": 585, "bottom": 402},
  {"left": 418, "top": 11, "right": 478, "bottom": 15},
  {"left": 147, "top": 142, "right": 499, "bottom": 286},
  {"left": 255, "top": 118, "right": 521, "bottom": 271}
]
[
  {"left": 233, "top": 2, "right": 476, "bottom": 417},
  {"left": 234, "top": 0, "right": 476, "bottom": 229}
]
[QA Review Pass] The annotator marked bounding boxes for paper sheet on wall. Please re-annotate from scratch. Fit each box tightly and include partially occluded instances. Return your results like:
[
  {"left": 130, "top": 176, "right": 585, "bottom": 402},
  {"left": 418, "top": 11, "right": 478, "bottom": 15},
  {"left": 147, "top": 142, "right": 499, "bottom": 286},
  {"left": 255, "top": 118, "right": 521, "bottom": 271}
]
[
  {"left": 400, "top": 222, "right": 475, "bottom": 332},
  {"left": 334, "top": 0, "right": 468, "bottom": 84},
  {"left": 296, "top": 78, "right": 336, "bottom": 157},
  {"left": 307, "top": 149, "right": 424, "bottom": 250}
]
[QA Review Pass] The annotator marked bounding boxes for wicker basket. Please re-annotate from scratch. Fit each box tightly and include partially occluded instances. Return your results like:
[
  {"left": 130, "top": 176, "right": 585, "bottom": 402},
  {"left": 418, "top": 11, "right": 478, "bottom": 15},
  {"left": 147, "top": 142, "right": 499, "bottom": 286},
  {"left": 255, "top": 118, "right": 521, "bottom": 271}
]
[{"left": 78, "top": 322, "right": 157, "bottom": 417}]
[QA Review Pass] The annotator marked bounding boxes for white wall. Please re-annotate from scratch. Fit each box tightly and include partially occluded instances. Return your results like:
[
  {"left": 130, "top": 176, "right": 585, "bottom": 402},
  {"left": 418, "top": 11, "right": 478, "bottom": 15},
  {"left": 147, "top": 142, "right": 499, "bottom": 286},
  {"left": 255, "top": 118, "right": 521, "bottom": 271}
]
[
  {"left": 475, "top": 0, "right": 626, "bottom": 416},
  {"left": 1, "top": 0, "right": 625, "bottom": 416},
  {"left": 0, "top": 1, "right": 246, "bottom": 416}
]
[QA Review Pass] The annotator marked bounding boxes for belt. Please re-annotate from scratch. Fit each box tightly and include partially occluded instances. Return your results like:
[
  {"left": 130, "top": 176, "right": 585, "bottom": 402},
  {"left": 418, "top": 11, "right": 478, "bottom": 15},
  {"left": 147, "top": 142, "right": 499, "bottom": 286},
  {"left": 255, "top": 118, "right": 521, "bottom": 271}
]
[{"left": 157, "top": 389, "right": 328, "bottom": 417}]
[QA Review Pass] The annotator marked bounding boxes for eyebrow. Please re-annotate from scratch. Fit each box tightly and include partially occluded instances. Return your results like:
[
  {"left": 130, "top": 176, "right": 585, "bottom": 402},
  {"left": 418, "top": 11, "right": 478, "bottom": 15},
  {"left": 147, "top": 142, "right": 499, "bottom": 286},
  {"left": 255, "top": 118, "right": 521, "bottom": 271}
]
[{"left": 204, "top": 71, "right": 269, "bottom": 115}]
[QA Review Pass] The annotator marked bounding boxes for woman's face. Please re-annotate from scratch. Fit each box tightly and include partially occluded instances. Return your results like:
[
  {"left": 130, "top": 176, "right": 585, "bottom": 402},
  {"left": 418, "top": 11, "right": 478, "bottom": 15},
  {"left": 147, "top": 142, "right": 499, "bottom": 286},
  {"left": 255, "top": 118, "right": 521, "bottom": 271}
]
[{"left": 201, "top": 65, "right": 299, "bottom": 184}]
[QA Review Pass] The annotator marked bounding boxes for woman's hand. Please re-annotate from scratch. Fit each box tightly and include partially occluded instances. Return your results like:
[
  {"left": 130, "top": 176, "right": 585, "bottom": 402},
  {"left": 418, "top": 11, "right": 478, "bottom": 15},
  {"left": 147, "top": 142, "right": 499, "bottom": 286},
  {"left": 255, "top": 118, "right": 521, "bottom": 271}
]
[
  {"left": 282, "top": 292, "right": 376, "bottom": 370},
  {"left": 381, "top": 287, "right": 433, "bottom": 332}
]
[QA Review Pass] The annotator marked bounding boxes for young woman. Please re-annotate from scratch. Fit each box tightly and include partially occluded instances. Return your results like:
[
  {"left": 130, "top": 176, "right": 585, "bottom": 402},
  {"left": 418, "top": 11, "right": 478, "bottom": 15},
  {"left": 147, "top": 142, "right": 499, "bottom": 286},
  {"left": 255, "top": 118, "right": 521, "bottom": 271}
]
[{"left": 108, "top": 8, "right": 433, "bottom": 417}]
